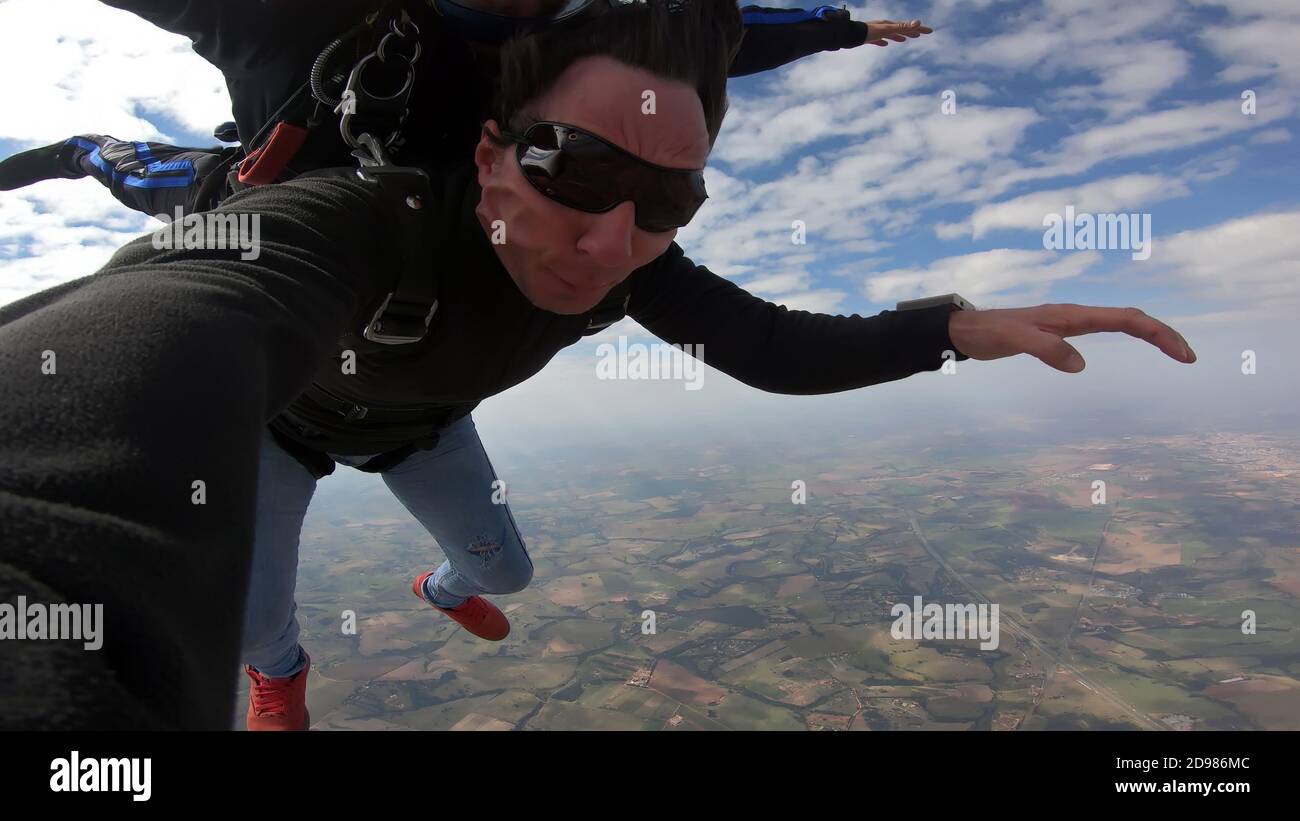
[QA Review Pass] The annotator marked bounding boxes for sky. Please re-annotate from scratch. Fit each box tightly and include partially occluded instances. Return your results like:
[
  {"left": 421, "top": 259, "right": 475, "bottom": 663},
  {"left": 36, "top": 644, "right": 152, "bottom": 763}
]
[{"left": 0, "top": 0, "right": 1297, "bottom": 460}]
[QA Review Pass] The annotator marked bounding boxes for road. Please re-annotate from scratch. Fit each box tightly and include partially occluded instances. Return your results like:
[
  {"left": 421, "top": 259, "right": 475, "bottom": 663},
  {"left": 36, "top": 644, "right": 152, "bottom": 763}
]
[{"left": 905, "top": 510, "right": 1168, "bottom": 731}]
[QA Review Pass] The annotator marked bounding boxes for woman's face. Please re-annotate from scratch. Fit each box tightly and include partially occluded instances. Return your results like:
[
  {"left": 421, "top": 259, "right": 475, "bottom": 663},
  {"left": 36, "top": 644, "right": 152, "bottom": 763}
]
[{"left": 473, "top": 55, "right": 710, "bottom": 315}]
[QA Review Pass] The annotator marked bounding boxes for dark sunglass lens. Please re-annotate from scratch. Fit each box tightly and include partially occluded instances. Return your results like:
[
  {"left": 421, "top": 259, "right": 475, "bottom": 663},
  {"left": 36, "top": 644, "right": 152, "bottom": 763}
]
[
  {"left": 516, "top": 122, "right": 707, "bottom": 230},
  {"left": 523, "top": 123, "right": 563, "bottom": 151},
  {"left": 633, "top": 168, "right": 706, "bottom": 231}
]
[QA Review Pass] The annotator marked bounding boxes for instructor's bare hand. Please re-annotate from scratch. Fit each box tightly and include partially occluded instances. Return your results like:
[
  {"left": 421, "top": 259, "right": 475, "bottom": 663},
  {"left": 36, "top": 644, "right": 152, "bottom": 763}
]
[
  {"left": 864, "top": 19, "right": 933, "bottom": 47},
  {"left": 947, "top": 303, "right": 1197, "bottom": 373}
]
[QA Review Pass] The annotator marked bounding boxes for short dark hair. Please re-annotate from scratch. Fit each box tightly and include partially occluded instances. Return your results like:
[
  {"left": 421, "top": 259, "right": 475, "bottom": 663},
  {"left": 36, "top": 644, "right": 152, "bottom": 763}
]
[{"left": 485, "top": 0, "right": 743, "bottom": 154}]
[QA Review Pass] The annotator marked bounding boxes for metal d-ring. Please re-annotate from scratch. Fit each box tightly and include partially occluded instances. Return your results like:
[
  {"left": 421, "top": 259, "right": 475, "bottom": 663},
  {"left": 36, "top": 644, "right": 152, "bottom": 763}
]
[
  {"left": 377, "top": 19, "right": 422, "bottom": 67},
  {"left": 336, "top": 50, "right": 416, "bottom": 151}
]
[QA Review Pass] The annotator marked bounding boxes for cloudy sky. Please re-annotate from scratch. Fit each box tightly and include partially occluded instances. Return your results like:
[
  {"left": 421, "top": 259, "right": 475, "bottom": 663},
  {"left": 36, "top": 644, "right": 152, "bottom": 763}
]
[{"left": 0, "top": 0, "right": 1296, "bottom": 459}]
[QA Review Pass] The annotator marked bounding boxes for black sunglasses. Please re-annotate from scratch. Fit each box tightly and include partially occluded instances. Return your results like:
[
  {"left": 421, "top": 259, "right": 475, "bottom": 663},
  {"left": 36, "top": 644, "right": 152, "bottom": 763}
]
[{"left": 494, "top": 121, "right": 708, "bottom": 233}]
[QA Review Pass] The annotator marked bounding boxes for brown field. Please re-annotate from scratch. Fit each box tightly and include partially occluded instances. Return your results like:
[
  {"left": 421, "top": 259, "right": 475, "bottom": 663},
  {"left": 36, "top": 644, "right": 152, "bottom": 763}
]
[
  {"left": 772, "top": 676, "right": 841, "bottom": 707},
  {"left": 952, "top": 684, "right": 995, "bottom": 702},
  {"left": 357, "top": 611, "right": 420, "bottom": 655},
  {"left": 777, "top": 574, "right": 817, "bottom": 597},
  {"left": 322, "top": 656, "right": 416, "bottom": 681},
  {"left": 807, "top": 712, "right": 853, "bottom": 730},
  {"left": 1204, "top": 676, "right": 1300, "bottom": 730},
  {"left": 1095, "top": 525, "right": 1182, "bottom": 574},
  {"left": 325, "top": 556, "right": 378, "bottom": 576},
  {"left": 648, "top": 659, "right": 728, "bottom": 706},
  {"left": 541, "top": 574, "right": 604, "bottom": 606},
  {"left": 677, "top": 548, "right": 764, "bottom": 581},
  {"left": 1052, "top": 481, "right": 1104, "bottom": 508},
  {"left": 545, "top": 636, "right": 585, "bottom": 655},
  {"left": 1033, "top": 671, "right": 1144, "bottom": 729},
  {"left": 449, "top": 713, "right": 515, "bottom": 731},
  {"left": 312, "top": 715, "right": 416, "bottom": 731},
  {"left": 379, "top": 658, "right": 465, "bottom": 681},
  {"left": 724, "top": 528, "right": 772, "bottom": 541}
]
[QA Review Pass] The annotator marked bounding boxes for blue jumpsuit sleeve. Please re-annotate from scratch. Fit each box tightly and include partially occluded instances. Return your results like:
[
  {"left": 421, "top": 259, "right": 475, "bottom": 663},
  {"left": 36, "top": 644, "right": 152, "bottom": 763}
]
[{"left": 731, "top": 4, "right": 870, "bottom": 77}]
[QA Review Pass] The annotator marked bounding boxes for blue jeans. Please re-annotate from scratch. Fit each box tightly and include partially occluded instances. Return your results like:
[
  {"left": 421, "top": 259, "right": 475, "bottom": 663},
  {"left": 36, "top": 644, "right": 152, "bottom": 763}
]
[{"left": 241, "top": 414, "right": 533, "bottom": 677}]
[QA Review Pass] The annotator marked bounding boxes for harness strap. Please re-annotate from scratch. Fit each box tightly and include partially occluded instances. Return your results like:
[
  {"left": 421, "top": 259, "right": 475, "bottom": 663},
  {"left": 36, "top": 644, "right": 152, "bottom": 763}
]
[
  {"left": 304, "top": 381, "right": 441, "bottom": 421},
  {"left": 355, "top": 162, "right": 447, "bottom": 345},
  {"left": 268, "top": 425, "right": 337, "bottom": 480},
  {"left": 584, "top": 280, "right": 632, "bottom": 334},
  {"left": 236, "top": 122, "right": 309, "bottom": 185}
]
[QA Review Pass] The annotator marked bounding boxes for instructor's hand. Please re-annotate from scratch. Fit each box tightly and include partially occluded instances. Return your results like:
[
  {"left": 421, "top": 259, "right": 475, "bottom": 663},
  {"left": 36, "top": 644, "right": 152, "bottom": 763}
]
[
  {"left": 947, "top": 304, "right": 1197, "bottom": 373},
  {"left": 864, "top": 19, "right": 933, "bottom": 47}
]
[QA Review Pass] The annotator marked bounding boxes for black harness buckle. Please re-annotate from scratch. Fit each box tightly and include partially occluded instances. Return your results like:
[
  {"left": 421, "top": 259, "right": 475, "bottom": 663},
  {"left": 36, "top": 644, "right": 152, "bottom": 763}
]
[
  {"left": 583, "top": 287, "right": 631, "bottom": 335},
  {"left": 351, "top": 163, "right": 439, "bottom": 345}
]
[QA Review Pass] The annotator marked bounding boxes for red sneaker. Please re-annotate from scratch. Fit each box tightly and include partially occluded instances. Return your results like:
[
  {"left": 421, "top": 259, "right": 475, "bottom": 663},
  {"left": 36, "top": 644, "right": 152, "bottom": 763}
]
[
  {"left": 244, "top": 653, "right": 311, "bottom": 731},
  {"left": 411, "top": 572, "right": 510, "bottom": 641}
]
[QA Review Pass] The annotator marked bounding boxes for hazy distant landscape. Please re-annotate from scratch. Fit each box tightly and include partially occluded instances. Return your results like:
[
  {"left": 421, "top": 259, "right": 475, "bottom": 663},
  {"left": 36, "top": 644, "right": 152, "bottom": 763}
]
[{"left": 231, "top": 419, "right": 1300, "bottom": 731}]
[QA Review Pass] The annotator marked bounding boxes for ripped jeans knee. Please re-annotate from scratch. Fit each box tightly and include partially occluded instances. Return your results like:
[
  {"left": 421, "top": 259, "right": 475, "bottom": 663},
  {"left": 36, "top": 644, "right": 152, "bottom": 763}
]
[{"left": 467, "top": 531, "right": 533, "bottom": 594}]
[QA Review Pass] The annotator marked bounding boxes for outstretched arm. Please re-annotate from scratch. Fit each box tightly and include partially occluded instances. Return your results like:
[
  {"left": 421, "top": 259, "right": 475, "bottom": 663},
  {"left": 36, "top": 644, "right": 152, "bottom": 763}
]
[
  {"left": 627, "top": 242, "right": 967, "bottom": 394},
  {"left": 99, "top": 0, "right": 277, "bottom": 72},
  {"left": 0, "top": 173, "right": 400, "bottom": 729},
  {"left": 731, "top": 5, "right": 932, "bottom": 77},
  {"left": 627, "top": 244, "right": 1196, "bottom": 395},
  {"left": 98, "top": 0, "right": 369, "bottom": 75}
]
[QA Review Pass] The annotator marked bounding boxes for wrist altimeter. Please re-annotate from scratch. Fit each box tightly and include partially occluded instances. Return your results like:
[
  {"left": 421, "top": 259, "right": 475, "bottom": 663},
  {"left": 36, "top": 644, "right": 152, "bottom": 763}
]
[{"left": 895, "top": 293, "right": 976, "bottom": 312}]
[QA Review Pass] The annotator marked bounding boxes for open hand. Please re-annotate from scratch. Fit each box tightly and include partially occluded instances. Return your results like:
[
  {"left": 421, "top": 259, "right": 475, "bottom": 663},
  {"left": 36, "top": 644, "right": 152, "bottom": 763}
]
[
  {"left": 948, "top": 304, "right": 1196, "bottom": 373},
  {"left": 864, "top": 19, "right": 933, "bottom": 47}
]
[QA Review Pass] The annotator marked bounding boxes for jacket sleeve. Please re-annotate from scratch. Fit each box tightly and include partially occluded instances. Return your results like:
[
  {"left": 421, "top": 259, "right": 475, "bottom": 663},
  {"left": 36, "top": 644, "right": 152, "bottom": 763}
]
[
  {"left": 626, "top": 241, "right": 969, "bottom": 395},
  {"left": 98, "top": 0, "right": 275, "bottom": 72},
  {"left": 731, "top": 5, "right": 870, "bottom": 77},
  {"left": 0, "top": 173, "right": 403, "bottom": 729}
]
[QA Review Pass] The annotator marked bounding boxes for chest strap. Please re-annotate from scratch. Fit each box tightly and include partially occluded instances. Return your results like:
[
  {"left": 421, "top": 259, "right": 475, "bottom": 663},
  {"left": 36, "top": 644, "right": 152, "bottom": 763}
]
[{"left": 305, "top": 381, "right": 438, "bottom": 421}]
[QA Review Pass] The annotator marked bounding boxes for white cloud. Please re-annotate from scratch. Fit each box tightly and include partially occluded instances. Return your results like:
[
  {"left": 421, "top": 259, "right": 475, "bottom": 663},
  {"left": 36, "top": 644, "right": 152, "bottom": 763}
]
[
  {"left": 939, "top": 174, "right": 1192, "bottom": 240},
  {"left": 738, "top": 271, "right": 812, "bottom": 295},
  {"left": 1249, "top": 128, "right": 1292, "bottom": 144},
  {"left": 863, "top": 248, "right": 1101, "bottom": 305},
  {"left": 0, "top": 0, "right": 231, "bottom": 146},
  {"left": 1042, "top": 41, "right": 1192, "bottom": 119},
  {"left": 769, "top": 288, "right": 849, "bottom": 315},
  {"left": 1149, "top": 209, "right": 1300, "bottom": 304},
  {"left": 0, "top": 178, "right": 157, "bottom": 303}
]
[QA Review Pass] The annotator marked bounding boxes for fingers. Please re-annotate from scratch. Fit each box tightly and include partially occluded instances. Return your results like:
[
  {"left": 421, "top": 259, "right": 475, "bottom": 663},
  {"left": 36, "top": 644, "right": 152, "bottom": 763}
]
[
  {"left": 1039, "top": 304, "right": 1196, "bottom": 363},
  {"left": 867, "top": 20, "right": 933, "bottom": 46},
  {"left": 1013, "top": 324, "right": 1087, "bottom": 373}
]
